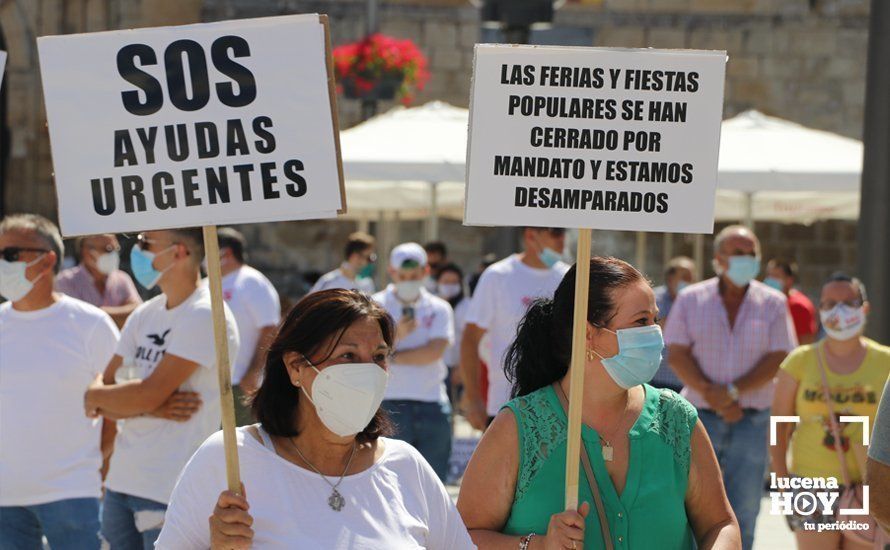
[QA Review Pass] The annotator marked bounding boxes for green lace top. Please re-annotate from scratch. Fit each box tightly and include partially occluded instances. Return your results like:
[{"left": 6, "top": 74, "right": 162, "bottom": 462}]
[{"left": 501, "top": 383, "right": 698, "bottom": 550}]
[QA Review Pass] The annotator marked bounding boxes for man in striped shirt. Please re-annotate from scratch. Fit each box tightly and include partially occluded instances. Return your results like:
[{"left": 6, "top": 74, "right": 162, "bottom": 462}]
[{"left": 665, "top": 225, "right": 797, "bottom": 550}]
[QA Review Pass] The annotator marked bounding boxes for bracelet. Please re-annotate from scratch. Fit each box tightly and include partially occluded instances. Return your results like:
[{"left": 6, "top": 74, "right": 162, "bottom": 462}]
[{"left": 519, "top": 533, "right": 536, "bottom": 550}]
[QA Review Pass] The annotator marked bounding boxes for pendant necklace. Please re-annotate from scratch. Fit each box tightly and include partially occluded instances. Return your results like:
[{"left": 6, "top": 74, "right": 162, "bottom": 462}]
[
  {"left": 598, "top": 394, "right": 631, "bottom": 462},
  {"left": 288, "top": 437, "right": 357, "bottom": 511}
]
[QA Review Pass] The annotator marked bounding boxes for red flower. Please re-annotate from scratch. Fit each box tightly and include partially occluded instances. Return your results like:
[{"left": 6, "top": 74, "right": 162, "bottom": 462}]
[{"left": 332, "top": 33, "right": 430, "bottom": 105}]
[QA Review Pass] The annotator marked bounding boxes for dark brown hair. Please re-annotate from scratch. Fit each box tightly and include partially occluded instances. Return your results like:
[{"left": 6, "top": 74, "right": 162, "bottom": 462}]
[
  {"left": 344, "top": 232, "right": 376, "bottom": 260},
  {"left": 505, "top": 257, "right": 645, "bottom": 397},
  {"left": 251, "top": 289, "right": 395, "bottom": 442},
  {"left": 768, "top": 258, "right": 798, "bottom": 281},
  {"left": 217, "top": 227, "right": 247, "bottom": 264}
]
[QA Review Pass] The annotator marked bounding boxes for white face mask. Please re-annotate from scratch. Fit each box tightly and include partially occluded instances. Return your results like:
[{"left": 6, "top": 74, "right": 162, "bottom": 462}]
[
  {"left": 301, "top": 362, "right": 389, "bottom": 437},
  {"left": 0, "top": 256, "right": 46, "bottom": 302},
  {"left": 395, "top": 280, "right": 423, "bottom": 302},
  {"left": 438, "top": 283, "right": 462, "bottom": 300},
  {"left": 94, "top": 251, "right": 120, "bottom": 275},
  {"left": 820, "top": 304, "right": 866, "bottom": 341}
]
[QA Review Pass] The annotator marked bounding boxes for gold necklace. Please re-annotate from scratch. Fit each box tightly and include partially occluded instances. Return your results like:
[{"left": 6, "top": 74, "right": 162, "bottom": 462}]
[
  {"left": 598, "top": 393, "right": 631, "bottom": 462},
  {"left": 288, "top": 438, "right": 357, "bottom": 512}
]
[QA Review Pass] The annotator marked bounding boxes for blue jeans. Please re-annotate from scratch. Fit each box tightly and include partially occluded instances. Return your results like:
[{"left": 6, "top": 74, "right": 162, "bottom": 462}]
[
  {"left": 383, "top": 399, "right": 452, "bottom": 482},
  {"left": 101, "top": 489, "right": 167, "bottom": 549},
  {"left": 0, "top": 497, "right": 101, "bottom": 550},
  {"left": 699, "top": 408, "right": 771, "bottom": 550}
]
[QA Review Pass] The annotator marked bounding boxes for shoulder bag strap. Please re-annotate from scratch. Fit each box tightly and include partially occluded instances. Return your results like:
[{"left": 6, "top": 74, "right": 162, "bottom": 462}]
[
  {"left": 553, "top": 382, "right": 614, "bottom": 550},
  {"left": 814, "top": 343, "right": 853, "bottom": 487}
]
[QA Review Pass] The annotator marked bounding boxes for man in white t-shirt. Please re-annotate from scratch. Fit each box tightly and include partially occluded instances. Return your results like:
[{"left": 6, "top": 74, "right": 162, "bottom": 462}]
[
  {"left": 0, "top": 214, "right": 120, "bottom": 550},
  {"left": 372, "top": 243, "right": 454, "bottom": 481},
  {"left": 461, "top": 227, "right": 569, "bottom": 430},
  {"left": 84, "top": 227, "right": 239, "bottom": 549},
  {"left": 215, "top": 227, "right": 280, "bottom": 426},
  {"left": 310, "top": 231, "right": 377, "bottom": 294}
]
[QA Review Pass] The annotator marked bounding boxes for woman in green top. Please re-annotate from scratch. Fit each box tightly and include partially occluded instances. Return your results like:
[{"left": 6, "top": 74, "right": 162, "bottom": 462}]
[{"left": 458, "top": 257, "right": 740, "bottom": 549}]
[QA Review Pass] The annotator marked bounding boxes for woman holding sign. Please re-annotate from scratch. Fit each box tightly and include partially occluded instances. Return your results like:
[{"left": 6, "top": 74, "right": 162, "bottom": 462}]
[
  {"left": 156, "top": 289, "right": 474, "bottom": 549},
  {"left": 457, "top": 257, "right": 740, "bottom": 549}
]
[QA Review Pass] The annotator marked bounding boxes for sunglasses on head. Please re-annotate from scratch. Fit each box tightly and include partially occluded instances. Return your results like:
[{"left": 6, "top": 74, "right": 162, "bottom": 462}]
[
  {"left": 136, "top": 233, "right": 155, "bottom": 246},
  {"left": 0, "top": 247, "right": 48, "bottom": 262},
  {"left": 136, "top": 233, "right": 178, "bottom": 251}
]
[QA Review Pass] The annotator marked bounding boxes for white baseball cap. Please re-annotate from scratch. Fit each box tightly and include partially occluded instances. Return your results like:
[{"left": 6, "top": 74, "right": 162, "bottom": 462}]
[{"left": 389, "top": 242, "right": 428, "bottom": 269}]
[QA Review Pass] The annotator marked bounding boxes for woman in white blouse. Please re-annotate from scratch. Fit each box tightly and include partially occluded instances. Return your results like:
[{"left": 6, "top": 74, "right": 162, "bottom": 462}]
[{"left": 157, "top": 289, "right": 474, "bottom": 549}]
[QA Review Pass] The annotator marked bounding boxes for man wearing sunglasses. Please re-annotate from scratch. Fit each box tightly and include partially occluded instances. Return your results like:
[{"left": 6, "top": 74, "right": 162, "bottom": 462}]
[
  {"left": 84, "top": 227, "right": 239, "bottom": 549},
  {"left": 0, "top": 214, "right": 120, "bottom": 550},
  {"left": 461, "top": 227, "right": 570, "bottom": 430},
  {"left": 310, "top": 231, "right": 377, "bottom": 294},
  {"left": 56, "top": 233, "right": 142, "bottom": 328}
]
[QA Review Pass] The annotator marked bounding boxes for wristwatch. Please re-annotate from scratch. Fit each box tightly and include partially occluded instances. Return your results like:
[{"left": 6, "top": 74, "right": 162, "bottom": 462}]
[{"left": 727, "top": 383, "right": 740, "bottom": 401}]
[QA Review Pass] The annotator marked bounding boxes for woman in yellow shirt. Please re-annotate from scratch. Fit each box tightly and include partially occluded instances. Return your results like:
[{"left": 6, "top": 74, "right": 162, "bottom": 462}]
[{"left": 772, "top": 274, "right": 890, "bottom": 550}]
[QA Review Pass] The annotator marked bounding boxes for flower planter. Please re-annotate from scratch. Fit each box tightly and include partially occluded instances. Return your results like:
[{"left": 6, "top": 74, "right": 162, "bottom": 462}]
[
  {"left": 341, "top": 73, "right": 405, "bottom": 101},
  {"left": 333, "top": 34, "right": 429, "bottom": 106}
]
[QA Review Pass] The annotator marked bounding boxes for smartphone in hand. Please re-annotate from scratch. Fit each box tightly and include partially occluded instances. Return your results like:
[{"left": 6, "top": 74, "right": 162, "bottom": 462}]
[{"left": 402, "top": 306, "right": 415, "bottom": 322}]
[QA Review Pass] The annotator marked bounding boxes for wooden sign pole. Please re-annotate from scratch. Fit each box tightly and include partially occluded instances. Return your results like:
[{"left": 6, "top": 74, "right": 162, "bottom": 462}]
[
  {"left": 564, "top": 228, "right": 592, "bottom": 510},
  {"left": 202, "top": 225, "right": 242, "bottom": 494}
]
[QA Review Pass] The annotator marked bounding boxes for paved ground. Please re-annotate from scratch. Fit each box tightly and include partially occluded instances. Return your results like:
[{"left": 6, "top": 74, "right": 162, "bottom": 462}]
[{"left": 754, "top": 497, "right": 796, "bottom": 550}]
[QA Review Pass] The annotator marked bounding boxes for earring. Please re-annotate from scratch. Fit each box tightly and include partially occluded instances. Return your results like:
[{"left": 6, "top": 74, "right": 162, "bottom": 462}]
[{"left": 586, "top": 348, "right": 595, "bottom": 361}]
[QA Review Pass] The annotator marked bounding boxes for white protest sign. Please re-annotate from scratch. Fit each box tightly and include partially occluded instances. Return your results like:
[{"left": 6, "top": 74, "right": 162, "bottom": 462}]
[
  {"left": 465, "top": 44, "right": 726, "bottom": 234},
  {"left": 39, "top": 14, "right": 343, "bottom": 237}
]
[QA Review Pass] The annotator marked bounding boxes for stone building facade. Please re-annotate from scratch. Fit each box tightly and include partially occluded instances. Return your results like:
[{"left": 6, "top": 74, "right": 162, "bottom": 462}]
[{"left": 0, "top": 0, "right": 869, "bottom": 298}]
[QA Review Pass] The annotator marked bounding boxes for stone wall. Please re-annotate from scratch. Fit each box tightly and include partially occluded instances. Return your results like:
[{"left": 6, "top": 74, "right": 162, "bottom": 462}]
[
  {"left": 0, "top": 0, "right": 867, "bottom": 299},
  {"left": 0, "top": 0, "right": 202, "bottom": 216},
  {"left": 205, "top": 0, "right": 873, "bottom": 138}
]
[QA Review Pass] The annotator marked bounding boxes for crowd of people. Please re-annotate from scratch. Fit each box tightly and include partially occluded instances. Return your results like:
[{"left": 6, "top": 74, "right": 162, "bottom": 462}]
[{"left": 2, "top": 213, "right": 890, "bottom": 549}]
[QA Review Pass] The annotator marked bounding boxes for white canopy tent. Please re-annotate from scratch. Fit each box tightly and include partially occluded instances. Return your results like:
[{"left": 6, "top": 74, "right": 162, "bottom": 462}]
[
  {"left": 341, "top": 101, "right": 468, "bottom": 184},
  {"left": 715, "top": 110, "right": 862, "bottom": 225},
  {"left": 687, "top": 110, "right": 861, "bottom": 276},
  {"left": 340, "top": 101, "right": 466, "bottom": 237},
  {"left": 340, "top": 103, "right": 862, "bottom": 273}
]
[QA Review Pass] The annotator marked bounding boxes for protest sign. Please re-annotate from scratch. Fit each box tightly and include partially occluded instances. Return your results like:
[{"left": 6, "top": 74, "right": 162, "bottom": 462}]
[
  {"left": 39, "top": 14, "right": 344, "bottom": 494},
  {"left": 39, "top": 14, "right": 344, "bottom": 237},
  {"left": 466, "top": 44, "right": 726, "bottom": 235},
  {"left": 464, "top": 44, "right": 726, "bottom": 512}
]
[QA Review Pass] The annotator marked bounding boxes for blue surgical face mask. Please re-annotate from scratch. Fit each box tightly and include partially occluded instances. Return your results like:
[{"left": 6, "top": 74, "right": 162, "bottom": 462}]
[
  {"left": 676, "top": 281, "right": 689, "bottom": 293},
  {"left": 724, "top": 255, "right": 760, "bottom": 287},
  {"left": 539, "top": 247, "right": 563, "bottom": 269},
  {"left": 593, "top": 324, "right": 664, "bottom": 389},
  {"left": 764, "top": 277, "right": 784, "bottom": 292},
  {"left": 130, "top": 244, "right": 174, "bottom": 289}
]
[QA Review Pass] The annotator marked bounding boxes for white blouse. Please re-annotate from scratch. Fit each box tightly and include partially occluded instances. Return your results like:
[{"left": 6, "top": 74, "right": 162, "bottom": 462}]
[{"left": 157, "top": 427, "right": 476, "bottom": 549}]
